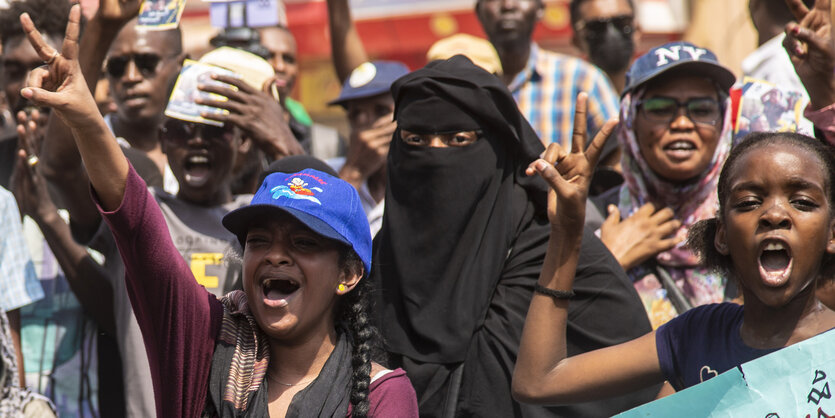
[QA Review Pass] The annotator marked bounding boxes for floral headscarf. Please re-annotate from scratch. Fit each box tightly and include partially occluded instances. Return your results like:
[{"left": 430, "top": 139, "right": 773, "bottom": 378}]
[{"left": 617, "top": 87, "right": 732, "bottom": 328}]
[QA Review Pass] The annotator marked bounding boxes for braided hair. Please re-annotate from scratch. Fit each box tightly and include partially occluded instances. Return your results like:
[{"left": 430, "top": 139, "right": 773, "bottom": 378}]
[{"left": 337, "top": 249, "right": 386, "bottom": 417}]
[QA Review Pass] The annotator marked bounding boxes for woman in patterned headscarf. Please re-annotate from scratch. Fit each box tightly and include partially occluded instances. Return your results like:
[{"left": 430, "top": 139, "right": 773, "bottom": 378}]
[{"left": 595, "top": 42, "right": 737, "bottom": 328}]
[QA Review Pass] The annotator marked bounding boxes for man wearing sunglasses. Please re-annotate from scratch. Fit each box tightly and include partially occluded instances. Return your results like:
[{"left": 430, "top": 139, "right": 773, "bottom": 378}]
[{"left": 569, "top": 0, "right": 639, "bottom": 94}]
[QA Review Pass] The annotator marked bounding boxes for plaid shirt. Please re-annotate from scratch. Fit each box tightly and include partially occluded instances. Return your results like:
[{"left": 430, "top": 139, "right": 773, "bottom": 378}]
[
  {"left": 509, "top": 44, "right": 619, "bottom": 146},
  {"left": 0, "top": 187, "right": 43, "bottom": 312}
]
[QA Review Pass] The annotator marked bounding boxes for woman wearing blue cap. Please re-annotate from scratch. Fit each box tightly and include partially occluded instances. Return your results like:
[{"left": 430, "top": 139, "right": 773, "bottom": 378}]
[
  {"left": 594, "top": 41, "right": 738, "bottom": 328},
  {"left": 17, "top": 7, "right": 418, "bottom": 417}
]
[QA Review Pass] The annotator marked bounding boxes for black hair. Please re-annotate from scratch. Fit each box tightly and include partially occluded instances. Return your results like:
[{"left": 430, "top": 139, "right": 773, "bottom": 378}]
[
  {"left": 336, "top": 248, "right": 385, "bottom": 418},
  {"left": 569, "top": 0, "right": 635, "bottom": 28},
  {"left": 687, "top": 132, "right": 835, "bottom": 278},
  {"left": 0, "top": 0, "right": 79, "bottom": 48}
]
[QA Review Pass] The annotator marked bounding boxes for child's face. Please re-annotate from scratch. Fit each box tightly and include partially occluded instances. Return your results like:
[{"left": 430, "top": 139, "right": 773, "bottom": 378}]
[{"left": 716, "top": 144, "right": 835, "bottom": 307}]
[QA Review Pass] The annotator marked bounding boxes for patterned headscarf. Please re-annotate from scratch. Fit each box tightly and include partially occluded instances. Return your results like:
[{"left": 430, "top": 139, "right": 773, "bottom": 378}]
[{"left": 616, "top": 87, "right": 732, "bottom": 328}]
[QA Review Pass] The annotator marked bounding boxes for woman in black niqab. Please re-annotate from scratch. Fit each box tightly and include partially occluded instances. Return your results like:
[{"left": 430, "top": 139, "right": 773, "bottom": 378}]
[{"left": 371, "top": 56, "right": 658, "bottom": 417}]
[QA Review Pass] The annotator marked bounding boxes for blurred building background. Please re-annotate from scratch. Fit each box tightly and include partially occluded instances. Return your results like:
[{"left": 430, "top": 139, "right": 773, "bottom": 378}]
[{"left": 69, "top": 0, "right": 756, "bottom": 133}]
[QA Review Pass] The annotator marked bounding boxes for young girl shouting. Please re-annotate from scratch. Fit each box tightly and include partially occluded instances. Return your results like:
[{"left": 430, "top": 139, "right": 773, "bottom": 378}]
[
  {"left": 17, "top": 6, "right": 418, "bottom": 417},
  {"left": 514, "top": 100, "right": 835, "bottom": 403}
]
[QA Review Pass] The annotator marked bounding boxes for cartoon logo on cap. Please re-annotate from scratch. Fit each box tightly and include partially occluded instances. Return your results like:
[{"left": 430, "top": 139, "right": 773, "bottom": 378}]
[
  {"left": 271, "top": 178, "right": 324, "bottom": 205},
  {"left": 349, "top": 62, "right": 377, "bottom": 88}
]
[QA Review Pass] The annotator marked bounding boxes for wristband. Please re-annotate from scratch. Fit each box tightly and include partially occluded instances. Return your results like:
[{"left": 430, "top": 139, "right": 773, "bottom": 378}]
[{"left": 533, "top": 284, "right": 575, "bottom": 300}]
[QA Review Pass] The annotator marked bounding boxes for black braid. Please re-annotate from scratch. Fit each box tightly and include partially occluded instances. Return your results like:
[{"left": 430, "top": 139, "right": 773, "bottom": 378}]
[{"left": 337, "top": 250, "right": 384, "bottom": 418}]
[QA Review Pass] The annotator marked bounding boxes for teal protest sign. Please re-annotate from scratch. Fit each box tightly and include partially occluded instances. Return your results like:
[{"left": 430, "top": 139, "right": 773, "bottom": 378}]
[{"left": 616, "top": 329, "right": 835, "bottom": 417}]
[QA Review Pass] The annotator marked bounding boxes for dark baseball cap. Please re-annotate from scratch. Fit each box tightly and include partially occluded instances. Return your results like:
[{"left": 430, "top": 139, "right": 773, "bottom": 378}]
[
  {"left": 622, "top": 41, "right": 735, "bottom": 97},
  {"left": 328, "top": 60, "right": 410, "bottom": 107}
]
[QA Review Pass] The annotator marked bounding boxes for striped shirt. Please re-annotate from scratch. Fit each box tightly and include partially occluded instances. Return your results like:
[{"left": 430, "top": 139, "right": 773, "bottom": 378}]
[
  {"left": 509, "top": 44, "right": 619, "bottom": 146},
  {"left": 0, "top": 187, "right": 44, "bottom": 312}
]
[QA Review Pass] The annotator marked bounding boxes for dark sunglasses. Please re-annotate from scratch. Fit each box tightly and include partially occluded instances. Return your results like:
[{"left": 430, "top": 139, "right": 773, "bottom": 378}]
[
  {"left": 576, "top": 15, "right": 635, "bottom": 38},
  {"left": 159, "top": 120, "right": 235, "bottom": 145},
  {"left": 106, "top": 53, "right": 168, "bottom": 78},
  {"left": 637, "top": 97, "right": 722, "bottom": 126}
]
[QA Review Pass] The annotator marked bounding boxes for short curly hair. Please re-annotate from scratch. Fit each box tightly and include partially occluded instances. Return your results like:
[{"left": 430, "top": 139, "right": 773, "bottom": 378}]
[
  {"left": 687, "top": 132, "right": 835, "bottom": 280},
  {"left": 0, "top": 0, "right": 78, "bottom": 48}
]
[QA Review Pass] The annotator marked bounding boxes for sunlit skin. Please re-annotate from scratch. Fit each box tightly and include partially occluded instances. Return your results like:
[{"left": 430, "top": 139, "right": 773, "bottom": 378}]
[
  {"left": 633, "top": 75, "right": 722, "bottom": 183},
  {"left": 399, "top": 129, "right": 480, "bottom": 148},
  {"left": 2, "top": 34, "right": 62, "bottom": 112},
  {"left": 717, "top": 144, "right": 835, "bottom": 310},
  {"left": 242, "top": 213, "right": 360, "bottom": 343},
  {"left": 258, "top": 27, "right": 298, "bottom": 101}
]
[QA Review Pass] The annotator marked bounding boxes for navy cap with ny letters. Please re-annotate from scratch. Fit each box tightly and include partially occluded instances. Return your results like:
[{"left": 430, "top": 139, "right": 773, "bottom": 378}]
[{"left": 623, "top": 41, "right": 735, "bottom": 97}]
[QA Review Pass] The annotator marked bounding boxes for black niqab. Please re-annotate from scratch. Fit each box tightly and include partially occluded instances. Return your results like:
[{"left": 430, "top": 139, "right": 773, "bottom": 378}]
[{"left": 372, "top": 55, "right": 546, "bottom": 363}]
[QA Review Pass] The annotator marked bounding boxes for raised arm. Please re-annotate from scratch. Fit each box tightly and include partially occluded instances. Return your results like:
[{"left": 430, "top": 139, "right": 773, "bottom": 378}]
[
  {"left": 512, "top": 93, "right": 663, "bottom": 404},
  {"left": 327, "top": 0, "right": 369, "bottom": 83},
  {"left": 10, "top": 110, "right": 116, "bottom": 335},
  {"left": 38, "top": 1, "right": 139, "bottom": 236},
  {"left": 20, "top": 5, "right": 128, "bottom": 211}
]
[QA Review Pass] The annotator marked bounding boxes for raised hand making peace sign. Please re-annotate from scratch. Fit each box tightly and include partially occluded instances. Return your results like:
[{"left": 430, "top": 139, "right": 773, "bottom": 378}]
[
  {"left": 783, "top": 0, "right": 835, "bottom": 110},
  {"left": 526, "top": 92, "right": 618, "bottom": 236},
  {"left": 20, "top": 4, "right": 129, "bottom": 211},
  {"left": 19, "top": 4, "right": 100, "bottom": 128}
]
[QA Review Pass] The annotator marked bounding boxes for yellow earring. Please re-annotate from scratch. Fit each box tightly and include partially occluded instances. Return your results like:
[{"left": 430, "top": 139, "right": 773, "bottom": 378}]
[{"left": 338, "top": 284, "right": 347, "bottom": 292}]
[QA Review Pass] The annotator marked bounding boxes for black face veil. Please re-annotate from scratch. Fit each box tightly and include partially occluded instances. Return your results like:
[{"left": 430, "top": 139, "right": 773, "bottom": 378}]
[{"left": 371, "top": 55, "right": 546, "bottom": 364}]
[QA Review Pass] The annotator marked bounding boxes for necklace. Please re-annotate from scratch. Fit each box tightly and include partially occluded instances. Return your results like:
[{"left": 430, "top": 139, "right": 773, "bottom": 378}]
[{"left": 267, "top": 372, "right": 316, "bottom": 387}]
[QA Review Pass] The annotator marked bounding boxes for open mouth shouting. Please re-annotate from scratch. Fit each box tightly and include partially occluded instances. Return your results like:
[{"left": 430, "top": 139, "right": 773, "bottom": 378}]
[
  {"left": 261, "top": 277, "right": 301, "bottom": 308},
  {"left": 183, "top": 154, "right": 211, "bottom": 187},
  {"left": 758, "top": 240, "right": 793, "bottom": 287}
]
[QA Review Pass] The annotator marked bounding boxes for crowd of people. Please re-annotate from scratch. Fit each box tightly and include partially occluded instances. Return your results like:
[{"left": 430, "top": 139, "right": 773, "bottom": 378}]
[{"left": 1, "top": 0, "right": 835, "bottom": 416}]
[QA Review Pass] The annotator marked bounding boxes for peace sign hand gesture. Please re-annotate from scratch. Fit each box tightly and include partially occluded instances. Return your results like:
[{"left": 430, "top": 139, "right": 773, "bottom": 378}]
[
  {"left": 526, "top": 92, "right": 618, "bottom": 235},
  {"left": 19, "top": 5, "right": 99, "bottom": 128},
  {"left": 783, "top": 0, "right": 835, "bottom": 109}
]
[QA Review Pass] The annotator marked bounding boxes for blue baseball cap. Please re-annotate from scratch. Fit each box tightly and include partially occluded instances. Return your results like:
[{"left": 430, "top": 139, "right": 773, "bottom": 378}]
[
  {"left": 328, "top": 60, "right": 410, "bottom": 107},
  {"left": 622, "top": 41, "right": 735, "bottom": 97},
  {"left": 222, "top": 169, "right": 372, "bottom": 275}
]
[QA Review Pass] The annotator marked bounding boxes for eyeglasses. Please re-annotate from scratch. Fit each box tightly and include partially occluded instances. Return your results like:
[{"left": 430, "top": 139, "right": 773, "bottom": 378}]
[
  {"left": 637, "top": 97, "right": 722, "bottom": 126},
  {"left": 575, "top": 15, "right": 635, "bottom": 38},
  {"left": 105, "top": 53, "right": 169, "bottom": 78},
  {"left": 480, "top": 0, "right": 537, "bottom": 5},
  {"left": 159, "top": 121, "right": 235, "bottom": 145}
]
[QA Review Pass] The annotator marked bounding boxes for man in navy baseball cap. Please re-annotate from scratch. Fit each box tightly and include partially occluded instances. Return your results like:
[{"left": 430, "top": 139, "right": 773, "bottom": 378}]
[
  {"left": 623, "top": 41, "right": 736, "bottom": 98},
  {"left": 327, "top": 60, "right": 410, "bottom": 236}
]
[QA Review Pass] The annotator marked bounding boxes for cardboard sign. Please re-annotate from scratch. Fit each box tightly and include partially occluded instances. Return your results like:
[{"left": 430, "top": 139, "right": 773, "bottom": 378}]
[{"left": 616, "top": 329, "right": 835, "bottom": 417}]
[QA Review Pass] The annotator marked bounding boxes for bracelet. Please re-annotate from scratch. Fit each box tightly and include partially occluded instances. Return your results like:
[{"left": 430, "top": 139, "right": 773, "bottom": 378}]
[{"left": 534, "top": 284, "right": 575, "bottom": 300}]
